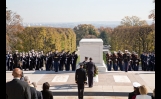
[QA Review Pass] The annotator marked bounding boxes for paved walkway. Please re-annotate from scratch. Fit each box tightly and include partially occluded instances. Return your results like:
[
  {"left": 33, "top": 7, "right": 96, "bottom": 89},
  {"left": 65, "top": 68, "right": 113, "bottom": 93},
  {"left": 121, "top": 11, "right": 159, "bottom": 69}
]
[{"left": 6, "top": 71, "right": 155, "bottom": 99}]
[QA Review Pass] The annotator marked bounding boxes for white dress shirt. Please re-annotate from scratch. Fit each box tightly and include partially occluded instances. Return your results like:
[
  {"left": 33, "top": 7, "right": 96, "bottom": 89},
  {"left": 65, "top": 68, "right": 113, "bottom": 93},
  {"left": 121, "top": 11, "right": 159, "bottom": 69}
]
[{"left": 136, "top": 95, "right": 152, "bottom": 99}]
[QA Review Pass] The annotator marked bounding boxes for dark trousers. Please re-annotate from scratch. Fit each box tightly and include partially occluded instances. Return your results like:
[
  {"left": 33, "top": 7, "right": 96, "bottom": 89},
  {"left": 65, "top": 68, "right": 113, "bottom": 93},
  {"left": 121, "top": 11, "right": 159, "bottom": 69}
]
[
  {"left": 118, "top": 61, "right": 123, "bottom": 71},
  {"left": 134, "top": 64, "right": 139, "bottom": 71},
  {"left": 59, "top": 62, "right": 63, "bottom": 71},
  {"left": 132, "top": 62, "right": 135, "bottom": 70},
  {"left": 54, "top": 62, "right": 59, "bottom": 72},
  {"left": 14, "top": 61, "right": 18, "bottom": 68},
  {"left": 72, "top": 62, "right": 76, "bottom": 71},
  {"left": 124, "top": 62, "right": 128, "bottom": 72},
  {"left": 113, "top": 62, "right": 118, "bottom": 71},
  {"left": 22, "top": 63, "right": 26, "bottom": 70},
  {"left": 46, "top": 63, "right": 49, "bottom": 71},
  {"left": 65, "top": 63, "right": 70, "bottom": 71},
  {"left": 29, "top": 64, "right": 33, "bottom": 70},
  {"left": 107, "top": 62, "right": 112, "bottom": 71},
  {"left": 141, "top": 60, "right": 144, "bottom": 70},
  {"left": 88, "top": 74, "right": 93, "bottom": 87},
  {"left": 78, "top": 84, "right": 84, "bottom": 99}
]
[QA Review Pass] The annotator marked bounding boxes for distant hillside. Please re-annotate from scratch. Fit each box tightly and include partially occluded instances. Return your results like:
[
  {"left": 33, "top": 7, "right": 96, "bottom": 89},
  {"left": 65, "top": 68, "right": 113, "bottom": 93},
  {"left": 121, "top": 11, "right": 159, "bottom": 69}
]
[{"left": 23, "top": 20, "right": 154, "bottom": 29}]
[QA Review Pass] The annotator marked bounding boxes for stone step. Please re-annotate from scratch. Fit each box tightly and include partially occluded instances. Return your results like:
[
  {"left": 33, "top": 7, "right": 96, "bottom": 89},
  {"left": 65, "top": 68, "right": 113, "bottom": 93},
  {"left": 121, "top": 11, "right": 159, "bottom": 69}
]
[{"left": 50, "top": 92, "right": 152, "bottom": 96}]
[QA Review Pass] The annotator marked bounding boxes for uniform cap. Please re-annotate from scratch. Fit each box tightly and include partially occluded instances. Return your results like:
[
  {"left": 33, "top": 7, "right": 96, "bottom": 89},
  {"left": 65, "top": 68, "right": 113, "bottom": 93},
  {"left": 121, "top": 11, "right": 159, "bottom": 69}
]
[{"left": 133, "top": 82, "right": 141, "bottom": 87}]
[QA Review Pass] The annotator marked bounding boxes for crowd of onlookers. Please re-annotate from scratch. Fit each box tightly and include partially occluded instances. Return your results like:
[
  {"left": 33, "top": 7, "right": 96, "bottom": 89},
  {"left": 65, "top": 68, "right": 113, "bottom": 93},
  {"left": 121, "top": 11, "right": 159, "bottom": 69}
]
[{"left": 6, "top": 68, "right": 53, "bottom": 99}]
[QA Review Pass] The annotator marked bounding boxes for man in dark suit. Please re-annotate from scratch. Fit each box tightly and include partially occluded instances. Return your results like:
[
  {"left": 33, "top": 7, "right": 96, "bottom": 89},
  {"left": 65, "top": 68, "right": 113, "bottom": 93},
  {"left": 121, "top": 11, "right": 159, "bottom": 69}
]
[
  {"left": 75, "top": 63, "right": 87, "bottom": 99},
  {"left": 6, "top": 68, "right": 31, "bottom": 99},
  {"left": 24, "top": 76, "right": 38, "bottom": 99},
  {"left": 86, "top": 57, "right": 96, "bottom": 88},
  {"left": 128, "top": 82, "right": 141, "bottom": 99}
]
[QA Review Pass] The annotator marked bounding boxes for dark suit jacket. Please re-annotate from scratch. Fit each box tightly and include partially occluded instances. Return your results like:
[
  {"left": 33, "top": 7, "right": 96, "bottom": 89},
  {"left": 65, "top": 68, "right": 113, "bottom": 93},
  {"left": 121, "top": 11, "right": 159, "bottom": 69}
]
[
  {"left": 36, "top": 91, "right": 43, "bottom": 99},
  {"left": 75, "top": 68, "right": 87, "bottom": 84},
  {"left": 30, "top": 87, "right": 38, "bottom": 99},
  {"left": 6, "top": 79, "right": 31, "bottom": 99},
  {"left": 128, "top": 91, "right": 140, "bottom": 99},
  {"left": 86, "top": 61, "right": 95, "bottom": 75},
  {"left": 41, "top": 90, "right": 53, "bottom": 99}
]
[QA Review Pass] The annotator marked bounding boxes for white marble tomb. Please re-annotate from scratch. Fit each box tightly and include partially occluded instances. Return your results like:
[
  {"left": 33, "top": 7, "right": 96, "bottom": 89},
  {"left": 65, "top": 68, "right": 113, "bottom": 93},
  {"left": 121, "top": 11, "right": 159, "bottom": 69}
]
[{"left": 79, "top": 39, "right": 107, "bottom": 72}]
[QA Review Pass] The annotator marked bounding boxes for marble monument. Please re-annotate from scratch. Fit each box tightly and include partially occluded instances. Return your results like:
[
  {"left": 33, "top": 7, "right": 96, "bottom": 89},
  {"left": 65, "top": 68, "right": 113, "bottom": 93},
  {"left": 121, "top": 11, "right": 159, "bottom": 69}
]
[{"left": 79, "top": 39, "right": 107, "bottom": 72}]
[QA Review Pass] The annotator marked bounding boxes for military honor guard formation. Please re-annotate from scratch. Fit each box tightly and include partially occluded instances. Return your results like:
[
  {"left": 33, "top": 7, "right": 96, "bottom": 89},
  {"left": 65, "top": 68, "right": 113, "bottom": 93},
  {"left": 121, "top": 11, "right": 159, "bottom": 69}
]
[
  {"left": 6, "top": 49, "right": 155, "bottom": 72},
  {"left": 6, "top": 49, "right": 78, "bottom": 72},
  {"left": 105, "top": 50, "right": 155, "bottom": 72}
]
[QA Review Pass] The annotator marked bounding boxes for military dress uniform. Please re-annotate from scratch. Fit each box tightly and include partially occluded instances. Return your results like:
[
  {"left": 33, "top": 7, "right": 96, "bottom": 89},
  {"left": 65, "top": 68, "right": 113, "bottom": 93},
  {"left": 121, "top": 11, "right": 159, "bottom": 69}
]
[
  {"left": 140, "top": 53, "right": 145, "bottom": 71},
  {"left": 106, "top": 53, "right": 112, "bottom": 71},
  {"left": 123, "top": 51, "right": 129, "bottom": 72},
  {"left": 134, "top": 55, "right": 140, "bottom": 71},
  {"left": 7, "top": 55, "right": 14, "bottom": 71},
  {"left": 54, "top": 54, "right": 60, "bottom": 72},
  {"left": 117, "top": 52, "right": 123, "bottom": 71},
  {"left": 71, "top": 52, "right": 78, "bottom": 71},
  {"left": 112, "top": 53, "right": 118, "bottom": 71}
]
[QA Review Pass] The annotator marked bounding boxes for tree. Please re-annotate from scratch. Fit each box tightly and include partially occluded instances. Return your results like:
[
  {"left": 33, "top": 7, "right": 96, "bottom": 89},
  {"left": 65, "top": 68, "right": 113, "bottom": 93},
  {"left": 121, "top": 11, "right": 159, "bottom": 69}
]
[
  {"left": 121, "top": 16, "right": 148, "bottom": 27},
  {"left": 149, "top": 0, "right": 155, "bottom": 21},
  {"left": 6, "top": 8, "right": 24, "bottom": 51},
  {"left": 98, "top": 27, "right": 113, "bottom": 45},
  {"left": 73, "top": 24, "right": 99, "bottom": 46}
]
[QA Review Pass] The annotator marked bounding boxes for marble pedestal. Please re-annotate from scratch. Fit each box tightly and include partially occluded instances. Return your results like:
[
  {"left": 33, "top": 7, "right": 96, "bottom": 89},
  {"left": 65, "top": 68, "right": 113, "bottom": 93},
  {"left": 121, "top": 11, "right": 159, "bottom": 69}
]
[{"left": 79, "top": 39, "right": 107, "bottom": 72}]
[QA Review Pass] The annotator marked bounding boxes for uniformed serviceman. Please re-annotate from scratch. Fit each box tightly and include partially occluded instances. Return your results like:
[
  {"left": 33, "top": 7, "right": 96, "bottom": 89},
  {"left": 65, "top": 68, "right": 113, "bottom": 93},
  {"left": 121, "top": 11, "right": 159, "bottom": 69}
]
[
  {"left": 131, "top": 51, "right": 136, "bottom": 70},
  {"left": 7, "top": 53, "right": 14, "bottom": 71},
  {"left": 65, "top": 51, "right": 71, "bottom": 71},
  {"left": 71, "top": 51, "right": 78, "bottom": 71},
  {"left": 13, "top": 50, "right": 20, "bottom": 69},
  {"left": 59, "top": 50, "right": 65, "bottom": 71},
  {"left": 140, "top": 52, "right": 145, "bottom": 71},
  {"left": 53, "top": 54, "right": 60, "bottom": 72},
  {"left": 112, "top": 51, "right": 118, "bottom": 71},
  {"left": 134, "top": 54, "right": 140, "bottom": 71},
  {"left": 118, "top": 51, "right": 124, "bottom": 71},
  {"left": 117, "top": 50, "right": 123, "bottom": 71},
  {"left": 75, "top": 62, "right": 87, "bottom": 99},
  {"left": 106, "top": 52, "right": 112, "bottom": 71},
  {"left": 86, "top": 57, "right": 96, "bottom": 88},
  {"left": 123, "top": 50, "right": 129, "bottom": 72},
  {"left": 82, "top": 57, "right": 88, "bottom": 71}
]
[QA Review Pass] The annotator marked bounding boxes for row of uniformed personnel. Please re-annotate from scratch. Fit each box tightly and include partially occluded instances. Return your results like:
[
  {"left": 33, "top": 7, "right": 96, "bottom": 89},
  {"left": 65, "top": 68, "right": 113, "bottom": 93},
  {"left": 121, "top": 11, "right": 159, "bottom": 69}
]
[
  {"left": 106, "top": 50, "right": 155, "bottom": 72},
  {"left": 6, "top": 49, "right": 78, "bottom": 72}
]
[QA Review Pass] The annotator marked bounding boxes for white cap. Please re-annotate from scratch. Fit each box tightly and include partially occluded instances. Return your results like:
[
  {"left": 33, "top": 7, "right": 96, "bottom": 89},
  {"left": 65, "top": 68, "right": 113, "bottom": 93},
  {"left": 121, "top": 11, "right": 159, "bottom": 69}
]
[{"left": 133, "top": 82, "right": 141, "bottom": 87}]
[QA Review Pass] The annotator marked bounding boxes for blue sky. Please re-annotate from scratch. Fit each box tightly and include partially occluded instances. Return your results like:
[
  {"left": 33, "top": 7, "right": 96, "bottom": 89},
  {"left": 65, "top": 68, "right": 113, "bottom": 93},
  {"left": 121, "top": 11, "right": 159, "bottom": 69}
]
[{"left": 6, "top": 0, "right": 154, "bottom": 23}]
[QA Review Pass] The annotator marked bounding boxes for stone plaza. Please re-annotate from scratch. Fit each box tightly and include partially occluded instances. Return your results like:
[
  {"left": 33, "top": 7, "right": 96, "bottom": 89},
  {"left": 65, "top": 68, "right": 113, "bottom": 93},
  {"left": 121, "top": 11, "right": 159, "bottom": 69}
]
[{"left": 6, "top": 70, "right": 155, "bottom": 99}]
